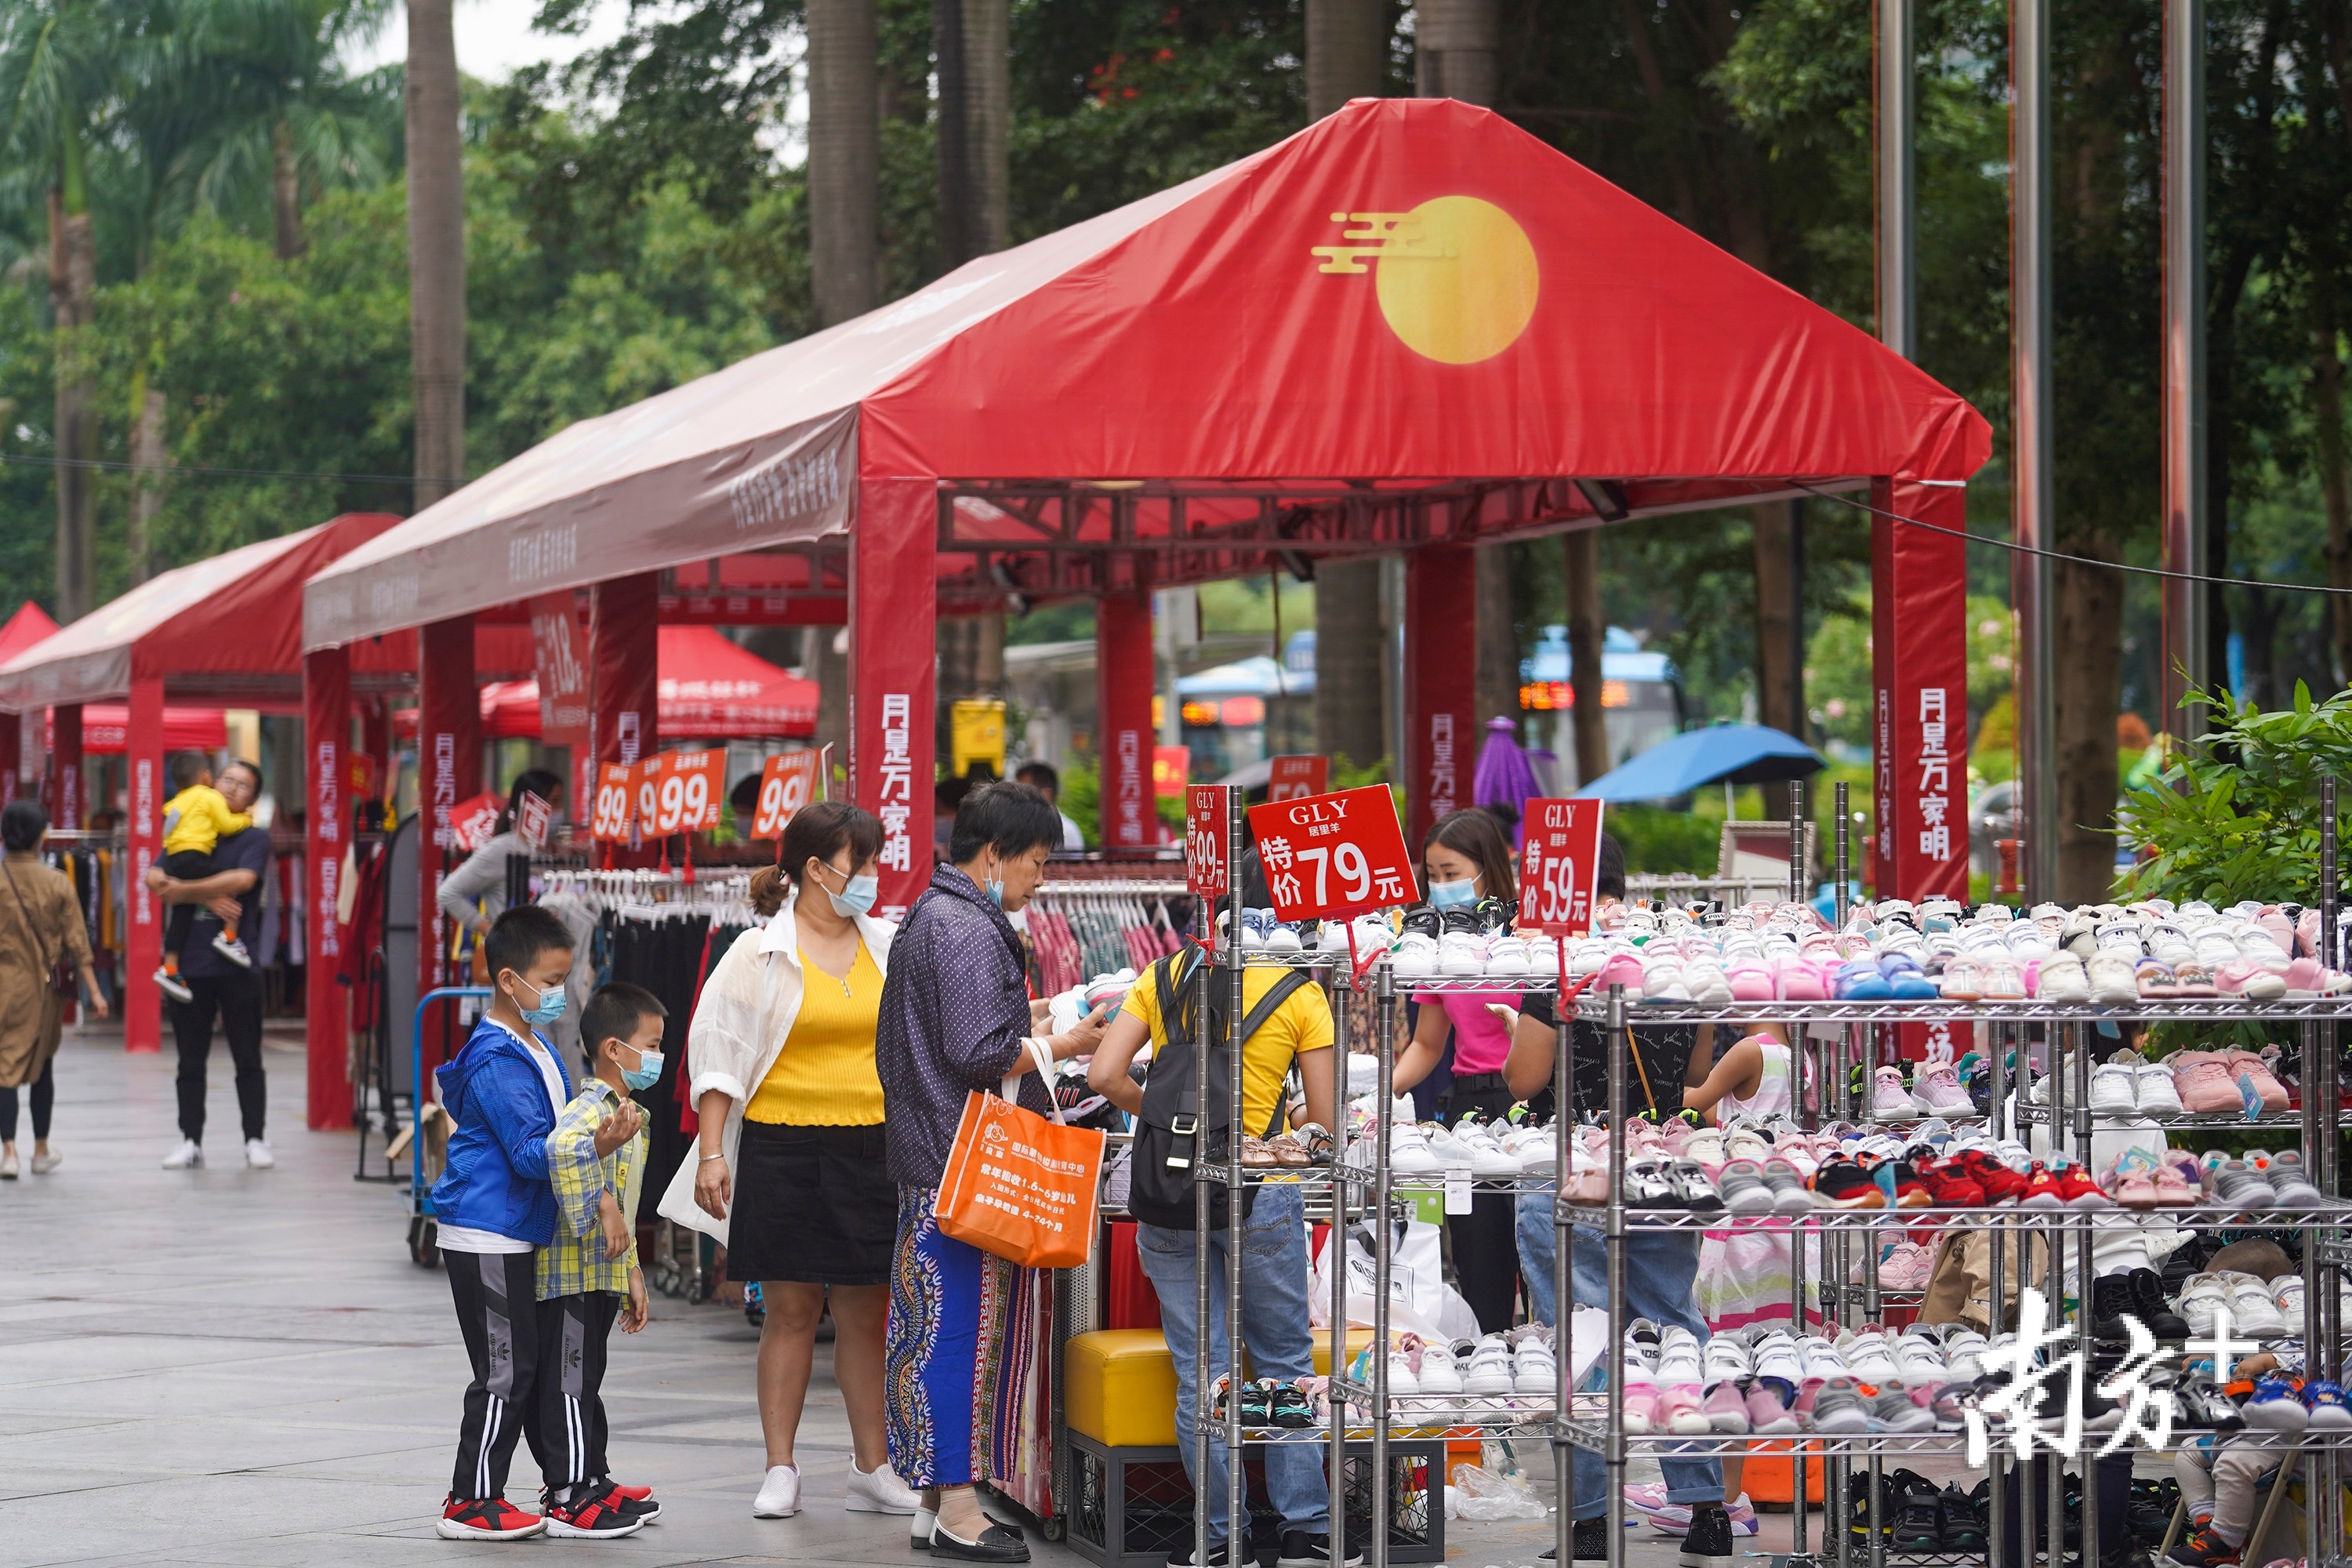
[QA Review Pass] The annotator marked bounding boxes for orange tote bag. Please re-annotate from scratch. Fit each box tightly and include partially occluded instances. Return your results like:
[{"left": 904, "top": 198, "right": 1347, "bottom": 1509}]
[{"left": 933, "top": 1052, "right": 1107, "bottom": 1270}]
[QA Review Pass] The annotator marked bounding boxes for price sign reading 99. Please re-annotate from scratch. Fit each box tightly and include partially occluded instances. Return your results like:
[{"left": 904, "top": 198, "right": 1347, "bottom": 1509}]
[
  {"left": 1245, "top": 785, "right": 1416, "bottom": 923},
  {"left": 590, "top": 763, "right": 636, "bottom": 844},
  {"left": 635, "top": 750, "right": 727, "bottom": 837},
  {"left": 752, "top": 751, "right": 822, "bottom": 839},
  {"left": 1518, "top": 797, "right": 1606, "bottom": 935}
]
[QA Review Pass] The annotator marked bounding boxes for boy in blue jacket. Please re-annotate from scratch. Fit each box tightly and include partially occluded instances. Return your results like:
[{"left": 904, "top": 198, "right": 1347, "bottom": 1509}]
[{"left": 431, "top": 905, "right": 644, "bottom": 1541}]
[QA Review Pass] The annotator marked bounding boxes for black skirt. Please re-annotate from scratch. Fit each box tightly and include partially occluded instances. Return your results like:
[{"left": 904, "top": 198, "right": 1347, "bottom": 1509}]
[{"left": 727, "top": 1121, "right": 898, "bottom": 1286}]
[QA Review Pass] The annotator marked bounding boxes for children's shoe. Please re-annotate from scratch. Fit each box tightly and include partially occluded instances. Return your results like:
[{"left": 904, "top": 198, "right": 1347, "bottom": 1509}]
[
  {"left": 2243, "top": 1375, "right": 2310, "bottom": 1432},
  {"left": 210, "top": 933, "right": 254, "bottom": 968},
  {"left": 543, "top": 1482, "right": 647, "bottom": 1537},
  {"left": 2050, "top": 1163, "right": 2113, "bottom": 1210},
  {"left": 437, "top": 1494, "right": 547, "bottom": 1540},
  {"left": 154, "top": 966, "right": 194, "bottom": 1004},
  {"left": 604, "top": 1481, "right": 661, "bottom": 1523},
  {"left": 2167, "top": 1525, "right": 2243, "bottom": 1568},
  {"left": 2303, "top": 1379, "right": 2352, "bottom": 1431}
]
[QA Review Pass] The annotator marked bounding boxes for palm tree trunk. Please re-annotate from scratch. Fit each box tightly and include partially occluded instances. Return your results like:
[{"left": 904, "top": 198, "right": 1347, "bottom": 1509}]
[
  {"left": 2316, "top": 287, "right": 2352, "bottom": 688},
  {"left": 1472, "top": 542, "right": 1519, "bottom": 732},
  {"left": 2052, "top": 551, "right": 2123, "bottom": 902},
  {"left": 1414, "top": 0, "right": 1497, "bottom": 100},
  {"left": 405, "top": 0, "right": 466, "bottom": 509},
  {"left": 129, "top": 382, "right": 166, "bottom": 585},
  {"left": 1308, "top": 0, "right": 1388, "bottom": 771},
  {"left": 272, "top": 120, "right": 307, "bottom": 260},
  {"left": 1563, "top": 530, "right": 1609, "bottom": 786},
  {"left": 49, "top": 174, "right": 96, "bottom": 622},
  {"left": 808, "top": 0, "right": 880, "bottom": 326},
  {"left": 811, "top": 625, "right": 851, "bottom": 772}
]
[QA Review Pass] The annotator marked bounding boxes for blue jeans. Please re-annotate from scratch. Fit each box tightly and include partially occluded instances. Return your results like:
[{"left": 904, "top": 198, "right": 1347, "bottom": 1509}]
[
  {"left": 1134, "top": 1184, "right": 1330, "bottom": 1544},
  {"left": 1522, "top": 1211, "right": 1724, "bottom": 1519}
]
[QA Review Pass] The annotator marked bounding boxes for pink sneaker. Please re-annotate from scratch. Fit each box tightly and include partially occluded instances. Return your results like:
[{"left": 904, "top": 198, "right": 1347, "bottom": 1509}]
[
  {"left": 1598, "top": 949, "right": 1644, "bottom": 995},
  {"left": 1624, "top": 1379, "right": 1661, "bottom": 1434},
  {"left": 1702, "top": 1380, "right": 1751, "bottom": 1433},
  {"left": 2220, "top": 1049, "right": 2292, "bottom": 1109},
  {"left": 1657, "top": 1383, "right": 1711, "bottom": 1436},
  {"left": 2173, "top": 1052, "right": 2242, "bottom": 1113},
  {"left": 1777, "top": 957, "right": 1828, "bottom": 1001},
  {"left": 1745, "top": 1379, "right": 1801, "bottom": 1435},
  {"left": 1727, "top": 962, "right": 1775, "bottom": 1003}
]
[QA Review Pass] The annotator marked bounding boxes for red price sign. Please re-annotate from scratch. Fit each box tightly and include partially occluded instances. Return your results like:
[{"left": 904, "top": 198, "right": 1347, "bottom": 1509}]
[
  {"left": 1519, "top": 797, "right": 1606, "bottom": 935},
  {"left": 1185, "top": 785, "right": 1232, "bottom": 899},
  {"left": 753, "top": 751, "right": 821, "bottom": 839},
  {"left": 1247, "top": 785, "right": 1415, "bottom": 922},
  {"left": 590, "top": 763, "right": 637, "bottom": 843},
  {"left": 445, "top": 792, "right": 503, "bottom": 854},
  {"left": 636, "top": 749, "right": 726, "bottom": 837},
  {"left": 1267, "top": 754, "right": 1329, "bottom": 803}
]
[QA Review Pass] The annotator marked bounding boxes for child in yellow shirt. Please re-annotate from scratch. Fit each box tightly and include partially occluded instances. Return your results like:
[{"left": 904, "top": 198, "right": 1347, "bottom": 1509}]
[{"left": 155, "top": 751, "right": 252, "bottom": 1001}]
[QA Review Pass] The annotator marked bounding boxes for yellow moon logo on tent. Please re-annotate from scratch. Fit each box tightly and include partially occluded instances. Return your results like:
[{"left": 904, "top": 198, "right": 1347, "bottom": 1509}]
[{"left": 1311, "top": 197, "right": 1540, "bottom": 365}]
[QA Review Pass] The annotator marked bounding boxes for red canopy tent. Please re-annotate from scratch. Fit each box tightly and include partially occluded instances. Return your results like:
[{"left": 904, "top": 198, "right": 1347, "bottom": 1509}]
[
  {"left": 0, "top": 514, "right": 536, "bottom": 1061},
  {"left": 471, "top": 626, "right": 817, "bottom": 740},
  {"left": 303, "top": 99, "right": 1987, "bottom": 1085}
]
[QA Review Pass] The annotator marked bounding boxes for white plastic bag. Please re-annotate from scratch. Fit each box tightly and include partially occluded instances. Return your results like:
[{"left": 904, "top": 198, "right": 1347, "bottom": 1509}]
[{"left": 1444, "top": 1465, "right": 1549, "bottom": 1522}]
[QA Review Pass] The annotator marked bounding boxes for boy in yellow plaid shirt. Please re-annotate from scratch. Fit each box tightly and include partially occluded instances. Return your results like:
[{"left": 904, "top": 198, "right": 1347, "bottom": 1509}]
[{"left": 529, "top": 982, "right": 666, "bottom": 1525}]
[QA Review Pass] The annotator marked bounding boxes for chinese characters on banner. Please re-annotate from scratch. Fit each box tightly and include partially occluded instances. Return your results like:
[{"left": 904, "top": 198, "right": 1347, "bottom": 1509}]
[
  {"left": 877, "top": 694, "right": 915, "bottom": 875},
  {"left": 635, "top": 749, "right": 725, "bottom": 836},
  {"left": 1518, "top": 798, "right": 1607, "bottom": 935},
  {"left": 1268, "top": 754, "right": 1329, "bottom": 803},
  {"left": 1109, "top": 728, "right": 1148, "bottom": 845},
  {"left": 514, "top": 790, "right": 554, "bottom": 851},
  {"left": 1185, "top": 785, "right": 1232, "bottom": 900},
  {"left": 1427, "top": 715, "right": 1459, "bottom": 820},
  {"left": 1247, "top": 786, "right": 1416, "bottom": 922},
  {"left": 590, "top": 762, "right": 635, "bottom": 842},
  {"left": 752, "top": 750, "right": 822, "bottom": 839},
  {"left": 313, "top": 740, "right": 341, "bottom": 960},
  {"left": 445, "top": 792, "right": 503, "bottom": 854},
  {"left": 528, "top": 591, "right": 592, "bottom": 779}
]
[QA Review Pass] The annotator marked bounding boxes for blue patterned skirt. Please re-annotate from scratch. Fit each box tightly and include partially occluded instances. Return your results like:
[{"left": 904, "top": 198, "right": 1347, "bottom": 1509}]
[{"left": 886, "top": 1184, "right": 1042, "bottom": 1490}]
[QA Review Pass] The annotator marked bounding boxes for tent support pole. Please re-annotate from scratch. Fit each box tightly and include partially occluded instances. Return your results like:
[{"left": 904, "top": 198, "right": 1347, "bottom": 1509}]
[
  {"left": 124, "top": 679, "right": 165, "bottom": 1053},
  {"left": 305, "top": 646, "right": 352, "bottom": 1128},
  {"left": 1096, "top": 590, "right": 1156, "bottom": 848}
]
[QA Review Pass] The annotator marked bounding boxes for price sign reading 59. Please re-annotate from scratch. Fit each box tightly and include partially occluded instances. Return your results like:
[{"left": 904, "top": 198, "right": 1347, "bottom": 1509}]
[
  {"left": 1246, "top": 784, "right": 1415, "bottom": 923},
  {"left": 590, "top": 763, "right": 637, "bottom": 843},
  {"left": 1519, "top": 797, "right": 1607, "bottom": 935}
]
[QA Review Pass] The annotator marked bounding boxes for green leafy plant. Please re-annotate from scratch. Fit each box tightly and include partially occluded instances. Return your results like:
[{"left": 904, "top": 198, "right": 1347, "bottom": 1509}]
[{"left": 2119, "top": 683, "right": 2352, "bottom": 908}]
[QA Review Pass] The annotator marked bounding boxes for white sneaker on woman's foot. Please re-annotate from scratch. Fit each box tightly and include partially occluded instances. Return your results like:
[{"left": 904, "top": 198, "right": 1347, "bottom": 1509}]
[
  {"left": 30, "top": 1146, "right": 59, "bottom": 1174},
  {"left": 245, "top": 1139, "right": 275, "bottom": 1169},
  {"left": 162, "top": 1139, "right": 202, "bottom": 1169},
  {"left": 845, "top": 1458, "right": 920, "bottom": 1514},
  {"left": 753, "top": 1464, "right": 801, "bottom": 1518}
]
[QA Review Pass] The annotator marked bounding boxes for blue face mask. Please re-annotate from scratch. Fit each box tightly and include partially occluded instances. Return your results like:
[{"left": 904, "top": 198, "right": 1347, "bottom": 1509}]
[
  {"left": 509, "top": 976, "right": 568, "bottom": 1027},
  {"left": 825, "top": 870, "right": 879, "bottom": 919},
  {"left": 621, "top": 1047, "right": 664, "bottom": 1092},
  {"left": 1429, "top": 877, "right": 1478, "bottom": 909},
  {"left": 986, "top": 876, "right": 1006, "bottom": 906}
]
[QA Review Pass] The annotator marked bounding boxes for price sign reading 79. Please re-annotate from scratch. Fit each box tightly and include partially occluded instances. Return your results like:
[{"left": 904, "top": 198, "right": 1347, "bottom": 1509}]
[{"left": 1246, "top": 785, "right": 1417, "bottom": 922}]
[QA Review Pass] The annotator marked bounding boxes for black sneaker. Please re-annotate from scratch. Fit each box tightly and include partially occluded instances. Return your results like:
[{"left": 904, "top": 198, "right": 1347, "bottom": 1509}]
[
  {"left": 1168, "top": 1539, "right": 1242, "bottom": 1567},
  {"left": 2090, "top": 1273, "right": 2138, "bottom": 1343},
  {"left": 1892, "top": 1480, "right": 1941, "bottom": 1553},
  {"left": 1538, "top": 1513, "right": 1611, "bottom": 1560},
  {"left": 1679, "top": 1504, "right": 1735, "bottom": 1568},
  {"left": 2127, "top": 1267, "right": 2190, "bottom": 1338},
  {"left": 1276, "top": 1530, "right": 1363, "bottom": 1568},
  {"left": 1937, "top": 1485, "right": 1987, "bottom": 1552},
  {"left": 1267, "top": 1382, "right": 1316, "bottom": 1428},
  {"left": 1401, "top": 906, "right": 1442, "bottom": 940}
]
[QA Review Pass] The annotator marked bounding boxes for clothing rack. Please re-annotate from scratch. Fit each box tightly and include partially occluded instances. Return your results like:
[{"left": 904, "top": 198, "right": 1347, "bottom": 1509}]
[
  {"left": 1025, "top": 877, "right": 1193, "bottom": 995},
  {"left": 536, "top": 867, "right": 762, "bottom": 929}
]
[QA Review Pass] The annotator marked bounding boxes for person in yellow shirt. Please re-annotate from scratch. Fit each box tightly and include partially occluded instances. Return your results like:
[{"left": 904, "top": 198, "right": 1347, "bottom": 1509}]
[
  {"left": 1087, "top": 946, "right": 1348, "bottom": 1568},
  {"left": 155, "top": 751, "right": 253, "bottom": 1000}
]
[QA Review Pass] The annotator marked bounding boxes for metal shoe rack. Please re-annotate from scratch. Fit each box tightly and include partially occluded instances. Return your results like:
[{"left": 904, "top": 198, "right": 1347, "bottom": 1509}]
[{"left": 1185, "top": 782, "right": 2352, "bottom": 1568}]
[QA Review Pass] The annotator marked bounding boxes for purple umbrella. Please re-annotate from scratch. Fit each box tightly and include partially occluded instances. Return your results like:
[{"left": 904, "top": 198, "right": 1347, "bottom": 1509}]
[{"left": 1473, "top": 715, "right": 1540, "bottom": 848}]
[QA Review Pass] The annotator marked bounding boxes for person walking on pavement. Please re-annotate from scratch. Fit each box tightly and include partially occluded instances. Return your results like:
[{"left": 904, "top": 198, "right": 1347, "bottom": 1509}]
[
  {"left": 0, "top": 799, "right": 108, "bottom": 1180},
  {"left": 145, "top": 759, "right": 275, "bottom": 1171}
]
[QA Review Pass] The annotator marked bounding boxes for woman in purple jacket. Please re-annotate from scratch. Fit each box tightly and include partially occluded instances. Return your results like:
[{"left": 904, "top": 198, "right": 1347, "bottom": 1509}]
[{"left": 875, "top": 782, "right": 1107, "bottom": 1563}]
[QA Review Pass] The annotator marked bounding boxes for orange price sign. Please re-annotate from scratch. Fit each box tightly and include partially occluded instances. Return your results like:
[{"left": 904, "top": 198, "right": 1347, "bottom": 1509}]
[
  {"left": 1246, "top": 785, "right": 1415, "bottom": 922},
  {"left": 1518, "top": 797, "right": 1607, "bottom": 935},
  {"left": 753, "top": 751, "right": 822, "bottom": 839},
  {"left": 590, "top": 763, "right": 637, "bottom": 843},
  {"left": 636, "top": 749, "right": 726, "bottom": 837}
]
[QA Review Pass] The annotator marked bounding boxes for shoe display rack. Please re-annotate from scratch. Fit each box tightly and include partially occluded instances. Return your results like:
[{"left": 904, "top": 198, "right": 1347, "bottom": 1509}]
[{"left": 1180, "top": 783, "right": 2352, "bottom": 1568}]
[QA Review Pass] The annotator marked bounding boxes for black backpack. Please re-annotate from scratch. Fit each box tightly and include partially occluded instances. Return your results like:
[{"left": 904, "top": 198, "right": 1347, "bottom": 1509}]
[{"left": 1127, "top": 944, "right": 1313, "bottom": 1231}]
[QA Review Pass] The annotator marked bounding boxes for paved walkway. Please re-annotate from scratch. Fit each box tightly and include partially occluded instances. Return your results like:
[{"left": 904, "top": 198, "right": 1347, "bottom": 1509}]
[{"left": 0, "top": 1024, "right": 1965, "bottom": 1568}]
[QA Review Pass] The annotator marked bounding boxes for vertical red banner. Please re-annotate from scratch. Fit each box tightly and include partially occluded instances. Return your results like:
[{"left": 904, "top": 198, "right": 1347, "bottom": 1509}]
[
  {"left": 854, "top": 478, "right": 938, "bottom": 916},
  {"left": 1096, "top": 590, "right": 1155, "bottom": 848},
  {"left": 1404, "top": 545, "right": 1476, "bottom": 848},
  {"left": 418, "top": 615, "right": 480, "bottom": 1003},
  {"left": 123, "top": 680, "right": 165, "bottom": 1052},
  {"left": 0, "top": 712, "right": 17, "bottom": 808},
  {"left": 593, "top": 574, "right": 659, "bottom": 854},
  {"left": 530, "top": 591, "right": 593, "bottom": 808},
  {"left": 1870, "top": 478, "right": 1970, "bottom": 903},
  {"left": 305, "top": 647, "right": 350, "bottom": 1129},
  {"left": 51, "top": 703, "right": 82, "bottom": 830}
]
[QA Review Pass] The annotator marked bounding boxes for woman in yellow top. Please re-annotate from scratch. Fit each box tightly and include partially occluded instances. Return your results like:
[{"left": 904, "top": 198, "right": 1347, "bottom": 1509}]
[{"left": 655, "top": 800, "right": 917, "bottom": 1523}]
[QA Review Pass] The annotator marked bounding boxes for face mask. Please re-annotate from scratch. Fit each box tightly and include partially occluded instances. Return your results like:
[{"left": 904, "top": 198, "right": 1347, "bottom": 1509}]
[
  {"left": 826, "top": 871, "right": 879, "bottom": 918},
  {"left": 510, "top": 976, "right": 568, "bottom": 1027},
  {"left": 1429, "top": 877, "right": 1478, "bottom": 909},
  {"left": 620, "top": 1047, "right": 664, "bottom": 1092},
  {"left": 985, "top": 860, "right": 1007, "bottom": 906}
]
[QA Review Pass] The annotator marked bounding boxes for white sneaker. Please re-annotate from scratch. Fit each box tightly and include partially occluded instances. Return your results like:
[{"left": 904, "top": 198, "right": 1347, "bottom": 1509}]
[
  {"left": 211, "top": 933, "right": 253, "bottom": 968},
  {"left": 1388, "top": 1126, "right": 1442, "bottom": 1176},
  {"left": 154, "top": 967, "right": 194, "bottom": 1004},
  {"left": 1384, "top": 1347, "right": 1421, "bottom": 1399},
  {"left": 1461, "top": 1337, "right": 1516, "bottom": 1396},
  {"left": 245, "top": 1138, "right": 276, "bottom": 1170},
  {"left": 1436, "top": 931, "right": 1487, "bottom": 976},
  {"left": 0, "top": 1150, "right": 15, "bottom": 1179},
  {"left": 1414, "top": 1346, "right": 1466, "bottom": 1415},
  {"left": 1450, "top": 1123, "right": 1522, "bottom": 1179},
  {"left": 2088, "top": 1062, "right": 2139, "bottom": 1114},
  {"left": 753, "top": 1463, "right": 802, "bottom": 1518},
  {"left": 162, "top": 1139, "right": 203, "bottom": 1170},
  {"left": 844, "top": 1458, "right": 919, "bottom": 1514},
  {"left": 2135, "top": 1062, "right": 2185, "bottom": 1115}
]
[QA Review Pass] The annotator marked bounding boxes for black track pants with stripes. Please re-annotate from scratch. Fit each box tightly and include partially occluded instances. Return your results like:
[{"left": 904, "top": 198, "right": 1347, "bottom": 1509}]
[
  {"left": 445, "top": 1249, "right": 543, "bottom": 1501},
  {"left": 525, "top": 1291, "right": 619, "bottom": 1491}
]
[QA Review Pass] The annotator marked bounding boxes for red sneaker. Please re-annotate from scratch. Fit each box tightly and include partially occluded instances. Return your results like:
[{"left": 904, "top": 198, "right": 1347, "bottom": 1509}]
[
  {"left": 608, "top": 1483, "right": 654, "bottom": 1502},
  {"left": 604, "top": 1480, "right": 662, "bottom": 1523},
  {"left": 1915, "top": 1156, "right": 1984, "bottom": 1207},
  {"left": 1887, "top": 1159, "right": 1935, "bottom": 1210},
  {"left": 1960, "top": 1150, "right": 2027, "bottom": 1207},
  {"left": 542, "top": 1483, "right": 644, "bottom": 1539},
  {"left": 2018, "top": 1165, "right": 2065, "bottom": 1210},
  {"left": 2051, "top": 1163, "right": 2114, "bottom": 1210},
  {"left": 437, "top": 1495, "right": 546, "bottom": 1541}
]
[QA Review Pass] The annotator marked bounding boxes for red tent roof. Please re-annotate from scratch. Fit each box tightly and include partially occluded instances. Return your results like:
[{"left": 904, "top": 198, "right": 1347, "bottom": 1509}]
[
  {"left": 304, "top": 98, "right": 1988, "bottom": 649},
  {"left": 473, "top": 626, "right": 817, "bottom": 739},
  {"left": 70, "top": 706, "right": 227, "bottom": 753},
  {"left": 0, "top": 603, "right": 57, "bottom": 666}
]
